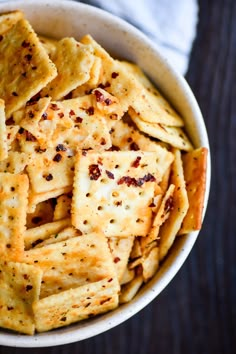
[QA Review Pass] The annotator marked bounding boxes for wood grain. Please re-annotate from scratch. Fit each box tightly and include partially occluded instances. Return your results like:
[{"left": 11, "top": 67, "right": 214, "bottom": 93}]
[{"left": 1, "top": 0, "right": 235, "bottom": 353}]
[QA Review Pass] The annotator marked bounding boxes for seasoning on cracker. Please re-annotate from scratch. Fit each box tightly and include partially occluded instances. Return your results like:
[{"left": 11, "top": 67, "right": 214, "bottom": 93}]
[{"left": 0, "top": 9, "right": 208, "bottom": 335}]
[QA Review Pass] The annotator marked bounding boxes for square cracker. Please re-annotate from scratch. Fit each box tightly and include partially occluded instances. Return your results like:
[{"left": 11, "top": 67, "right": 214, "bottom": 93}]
[
  {"left": 0, "top": 260, "right": 42, "bottom": 335},
  {"left": 0, "top": 99, "right": 8, "bottom": 161},
  {"left": 159, "top": 149, "right": 189, "bottom": 261},
  {"left": 0, "top": 173, "right": 29, "bottom": 260},
  {"left": 33, "top": 276, "right": 119, "bottom": 332},
  {"left": 129, "top": 108, "right": 193, "bottom": 151},
  {"left": 41, "top": 38, "right": 94, "bottom": 100},
  {"left": 0, "top": 18, "right": 57, "bottom": 117},
  {"left": 179, "top": 147, "right": 208, "bottom": 234},
  {"left": 71, "top": 150, "right": 160, "bottom": 237},
  {"left": 23, "top": 232, "right": 118, "bottom": 299}
]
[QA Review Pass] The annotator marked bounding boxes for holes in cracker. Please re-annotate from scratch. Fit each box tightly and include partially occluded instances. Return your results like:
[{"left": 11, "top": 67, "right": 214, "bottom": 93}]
[
  {"left": 109, "top": 219, "right": 115, "bottom": 224},
  {"left": 97, "top": 205, "right": 103, "bottom": 211}
]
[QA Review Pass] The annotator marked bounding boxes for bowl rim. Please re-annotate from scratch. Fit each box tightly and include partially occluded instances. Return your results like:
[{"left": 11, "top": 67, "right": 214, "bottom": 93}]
[{"left": 0, "top": 0, "right": 211, "bottom": 348}]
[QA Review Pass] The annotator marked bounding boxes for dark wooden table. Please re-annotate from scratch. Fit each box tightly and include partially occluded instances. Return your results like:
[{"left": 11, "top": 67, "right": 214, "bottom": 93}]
[{"left": 1, "top": 0, "right": 235, "bottom": 353}]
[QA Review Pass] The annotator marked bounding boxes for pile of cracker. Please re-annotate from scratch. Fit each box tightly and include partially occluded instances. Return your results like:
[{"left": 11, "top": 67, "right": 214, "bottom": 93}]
[{"left": 0, "top": 10, "right": 207, "bottom": 334}]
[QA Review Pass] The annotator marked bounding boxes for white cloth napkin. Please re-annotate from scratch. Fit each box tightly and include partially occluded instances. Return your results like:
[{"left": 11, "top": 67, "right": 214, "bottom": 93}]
[{"left": 79, "top": 0, "right": 198, "bottom": 75}]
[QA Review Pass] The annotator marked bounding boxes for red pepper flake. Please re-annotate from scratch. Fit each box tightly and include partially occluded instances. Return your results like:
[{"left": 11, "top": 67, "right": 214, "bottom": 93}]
[
  {"left": 94, "top": 90, "right": 105, "bottom": 102},
  {"left": 60, "top": 317, "right": 67, "bottom": 322},
  {"left": 42, "top": 112, "right": 48, "bottom": 120},
  {"left": 111, "top": 72, "right": 119, "bottom": 79},
  {"left": 26, "top": 285, "right": 33, "bottom": 292},
  {"left": 7, "top": 306, "right": 14, "bottom": 311},
  {"left": 69, "top": 109, "right": 75, "bottom": 116},
  {"left": 25, "top": 131, "right": 36, "bottom": 142},
  {"left": 117, "top": 173, "right": 156, "bottom": 187},
  {"left": 35, "top": 147, "right": 46, "bottom": 153},
  {"left": 58, "top": 112, "right": 64, "bottom": 118},
  {"left": 53, "top": 153, "right": 62, "bottom": 162},
  {"left": 108, "top": 278, "right": 113, "bottom": 282},
  {"left": 22, "top": 40, "right": 30, "bottom": 48},
  {"left": 130, "top": 142, "right": 140, "bottom": 151},
  {"left": 24, "top": 54, "right": 32, "bottom": 61},
  {"left": 109, "top": 113, "right": 118, "bottom": 120},
  {"left": 114, "top": 257, "right": 120, "bottom": 263},
  {"left": 131, "top": 156, "right": 141, "bottom": 168},
  {"left": 98, "top": 82, "right": 111, "bottom": 89},
  {"left": 12, "top": 91, "right": 18, "bottom": 96},
  {"left": 100, "top": 138, "right": 106, "bottom": 145},
  {"left": 127, "top": 137, "right": 133, "bottom": 143},
  {"left": 28, "top": 110, "right": 34, "bottom": 118},
  {"left": 105, "top": 170, "right": 114, "bottom": 179},
  {"left": 23, "top": 274, "right": 29, "bottom": 280},
  {"left": 117, "top": 176, "right": 137, "bottom": 187},
  {"left": 76, "top": 116, "right": 83, "bottom": 123},
  {"left": 44, "top": 173, "right": 53, "bottom": 181},
  {"left": 149, "top": 202, "right": 156, "bottom": 207},
  {"left": 0, "top": 35, "right": 3, "bottom": 42},
  {"left": 50, "top": 103, "right": 60, "bottom": 111},
  {"left": 88, "top": 164, "right": 101, "bottom": 180},
  {"left": 86, "top": 106, "right": 94, "bottom": 115},
  {"left": 164, "top": 196, "right": 174, "bottom": 213},
  {"left": 104, "top": 98, "right": 112, "bottom": 106},
  {"left": 56, "top": 144, "right": 67, "bottom": 152}
]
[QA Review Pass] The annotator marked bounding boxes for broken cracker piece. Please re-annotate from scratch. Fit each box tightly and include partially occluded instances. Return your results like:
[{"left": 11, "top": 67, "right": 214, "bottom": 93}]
[
  {"left": 159, "top": 149, "right": 189, "bottom": 261},
  {"left": 0, "top": 173, "right": 29, "bottom": 260},
  {"left": 0, "top": 18, "right": 57, "bottom": 117},
  {"left": 179, "top": 147, "right": 208, "bottom": 234},
  {"left": 0, "top": 260, "right": 42, "bottom": 335}
]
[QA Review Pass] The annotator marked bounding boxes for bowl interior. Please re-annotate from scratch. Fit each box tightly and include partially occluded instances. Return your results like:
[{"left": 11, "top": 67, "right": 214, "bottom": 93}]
[{"left": 0, "top": 0, "right": 210, "bottom": 348}]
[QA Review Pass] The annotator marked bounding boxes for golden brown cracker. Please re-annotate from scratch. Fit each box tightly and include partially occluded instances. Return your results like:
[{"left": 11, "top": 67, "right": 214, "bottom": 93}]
[
  {"left": 179, "top": 147, "right": 208, "bottom": 234},
  {"left": 33, "top": 277, "right": 119, "bottom": 332},
  {"left": 159, "top": 150, "right": 189, "bottom": 261},
  {"left": 0, "top": 18, "right": 57, "bottom": 117},
  {"left": 0, "top": 260, "right": 42, "bottom": 335},
  {"left": 0, "top": 173, "right": 29, "bottom": 260}
]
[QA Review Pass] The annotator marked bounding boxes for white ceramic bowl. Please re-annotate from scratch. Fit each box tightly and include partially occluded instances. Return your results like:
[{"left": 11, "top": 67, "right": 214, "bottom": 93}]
[{"left": 0, "top": 0, "right": 210, "bottom": 348}]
